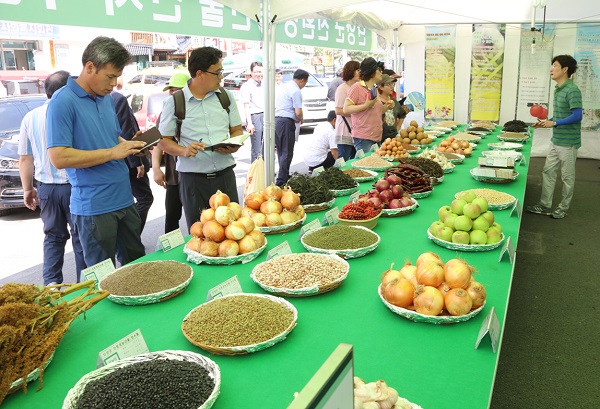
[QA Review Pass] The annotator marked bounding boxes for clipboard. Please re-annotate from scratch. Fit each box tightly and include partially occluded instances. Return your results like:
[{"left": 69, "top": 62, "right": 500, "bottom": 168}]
[{"left": 132, "top": 127, "right": 162, "bottom": 153}]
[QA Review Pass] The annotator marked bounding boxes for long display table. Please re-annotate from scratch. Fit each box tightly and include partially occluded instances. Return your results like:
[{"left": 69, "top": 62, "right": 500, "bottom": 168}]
[{"left": 4, "top": 127, "right": 530, "bottom": 409}]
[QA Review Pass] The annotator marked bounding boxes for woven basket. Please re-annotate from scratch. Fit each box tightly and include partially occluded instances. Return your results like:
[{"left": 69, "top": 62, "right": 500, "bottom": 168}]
[
  {"left": 410, "top": 188, "right": 433, "bottom": 199},
  {"left": 184, "top": 240, "right": 267, "bottom": 265},
  {"left": 350, "top": 162, "right": 393, "bottom": 172},
  {"left": 301, "top": 225, "right": 380, "bottom": 259},
  {"left": 344, "top": 168, "right": 379, "bottom": 183},
  {"left": 98, "top": 261, "right": 193, "bottom": 306},
  {"left": 427, "top": 230, "right": 505, "bottom": 252},
  {"left": 181, "top": 294, "right": 297, "bottom": 355},
  {"left": 432, "top": 175, "right": 444, "bottom": 185},
  {"left": 497, "top": 135, "right": 529, "bottom": 143},
  {"left": 62, "top": 350, "right": 220, "bottom": 409},
  {"left": 442, "top": 166, "right": 455, "bottom": 174},
  {"left": 381, "top": 198, "right": 418, "bottom": 217},
  {"left": 378, "top": 284, "right": 485, "bottom": 324},
  {"left": 303, "top": 198, "right": 336, "bottom": 213},
  {"left": 258, "top": 215, "right": 306, "bottom": 234},
  {"left": 9, "top": 353, "right": 54, "bottom": 394},
  {"left": 488, "top": 142, "right": 523, "bottom": 151},
  {"left": 330, "top": 183, "right": 359, "bottom": 197},
  {"left": 250, "top": 254, "right": 349, "bottom": 297},
  {"left": 470, "top": 169, "right": 519, "bottom": 184}
]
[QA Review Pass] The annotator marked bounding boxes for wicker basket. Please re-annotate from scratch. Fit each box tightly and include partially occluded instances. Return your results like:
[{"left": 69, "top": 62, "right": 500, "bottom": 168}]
[
  {"left": 378, "top": 284, "right": 485, "bottom": 324},
  {"left": 250, "top": 254, "right": 349, "bottom": 297},
  {"left": 258, "top": 215, "right": 306, "bottom": 234},
  {"left": 62, "top": 350, "right": 220, "bottom": 409},
  {"left": 427, "top": 230, "right": 505, "bottom": 252},
  {"left": 303, "top": 198, "right": 336, "bottom": 213},
  {"left": 181, "top": 294, "right": 297, "bottom": 355},
  {"left": 9, "top": 354, "right": 54, "bottom": 394},
  {"left": 432, "top": 175, "right": 444, "bottom": 185},
  {"left": 301, "top": 225, "right": 380, "bottom": 259},
  {"left": 470, "top": 169, "right": 519, "bottom": 184},
  {"left": 488, "top": 142, "right": 523, "bottom": 151},
  {"left": 497, "top": 135, "right": 529, "bottom": 143},
  {"left": 381, "top": 198, "right": 418, "bottom": 217},
  {"left": 442, "top": 166, "right": 455, "bottom": 174},
  {"left": 344, "top": 168, "right": 379, "bottom": 183},
  {"left": 330, "top": 183, "right": 360, "bottom": 197},
  {"left": 410, "top": 188, "right": 433, "bottom": 199},
  {"left": 184, "top": 240, "right": 267, "bottom": 265},
  {"left": 98, "top": 261, "right": 193, "bottom": 306}
]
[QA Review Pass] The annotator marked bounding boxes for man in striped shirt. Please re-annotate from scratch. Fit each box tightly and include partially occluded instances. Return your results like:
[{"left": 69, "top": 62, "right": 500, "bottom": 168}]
[
  {"left": 18, "top": 71, "right": 86, "bottom": 285},
  {"left": 527, "top": 55, "right": 582, "bottom": 219}
]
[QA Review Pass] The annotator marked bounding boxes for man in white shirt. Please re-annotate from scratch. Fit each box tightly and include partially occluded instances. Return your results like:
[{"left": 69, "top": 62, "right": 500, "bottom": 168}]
[
  {"left": 240, "top": 61, "right": 264, "bottom": 163},
  {"left": 304, "top": 110, "right": 338, "bottom": 172}
]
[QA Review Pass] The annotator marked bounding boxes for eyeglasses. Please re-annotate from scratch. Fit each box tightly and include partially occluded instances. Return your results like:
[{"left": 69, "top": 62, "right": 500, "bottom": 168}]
[{"left": 204, "top": 68, "right": 224, "bottom": 77}]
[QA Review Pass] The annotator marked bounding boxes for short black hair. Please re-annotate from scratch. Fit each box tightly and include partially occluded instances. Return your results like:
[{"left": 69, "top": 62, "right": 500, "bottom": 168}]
[
  {"left": 81, "top": 36, "right": 131, "bottom": 72},
  {"left": 327, "top": 110, "right": 336, "bottom": 122},
  {"left": 250, "top": 61, "right": 263, "bottom": 72},
  {"left": 293, "top": 69, "right": 309, "bottom": 81},
  {"left": 188, "top": 47, "right": 223, "bottom": 78},
  {"left": 44, "top": 70, "right": 69, "bottom": 99},
  {"left": 552, "top": 55, "right": 578, "bottom": 77}
]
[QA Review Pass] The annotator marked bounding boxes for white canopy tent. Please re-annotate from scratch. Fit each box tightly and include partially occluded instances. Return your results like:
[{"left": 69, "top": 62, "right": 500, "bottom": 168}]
[{"left": 216, "top": 0, "right": 600, "bottom": 183}]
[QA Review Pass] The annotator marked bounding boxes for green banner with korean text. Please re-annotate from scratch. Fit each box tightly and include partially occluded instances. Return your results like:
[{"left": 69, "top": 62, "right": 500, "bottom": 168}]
[{"left": 0, "top": 0, "right": 372, "bottom": 51}]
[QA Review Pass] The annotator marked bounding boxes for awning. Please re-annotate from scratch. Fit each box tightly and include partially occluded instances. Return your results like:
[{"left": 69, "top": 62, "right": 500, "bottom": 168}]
[
  {"left": 0, "top": 70, "right": 50, "bottom": 82},
  {"left": 125, "top": 43, "right": 153, "bottom": 56}
]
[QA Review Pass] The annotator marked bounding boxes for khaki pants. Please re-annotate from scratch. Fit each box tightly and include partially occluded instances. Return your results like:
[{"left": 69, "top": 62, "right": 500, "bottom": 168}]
[{"left": 540, "top": 142, "right": 578, "bottom": 212}]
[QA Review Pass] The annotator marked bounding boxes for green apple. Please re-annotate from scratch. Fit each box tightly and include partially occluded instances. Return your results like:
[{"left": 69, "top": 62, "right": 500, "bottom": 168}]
[
  {"left": 491, "top": 222, "right": 502, "bottom": 234},
  {"left": 452, "top": 230, "right": 470, "bottom": 244},
  {"left": 472, "top": 215, "right": 490, "bottom": 232},
  {"left": 460, "top": 191, "right": 477, "bottom": 203},
  {"left": 454, "top": 215, "right": 473, "bottom": 232},
  {"left": 444, "top": 213, "right": 458, "bottom": 229},
  {"left": 463, "top": 202, "right": 482, "bottom": 220},
  {"left": 472, "top": 197, "right": 489, "bottom": 213},
  {"left": 450, "top": 199, "right": 467, "bottom": 215},
  {"left": 429, "top": 221, "right": 444, "bottom": 235},
  {"left": 481, "top": 210, "right": 494, "bottom": 226},
  {"left": 439, "top": 226, "right": 454, "bottom": 242},
  {"left": 486, "top": 227, "right": 502, "bottom": 244},
  {"left": 469, "top": 229, "right": 488, "bottom": 245},
  {"left": 438, "top": 205, "right": 452, "bottom": 222}
]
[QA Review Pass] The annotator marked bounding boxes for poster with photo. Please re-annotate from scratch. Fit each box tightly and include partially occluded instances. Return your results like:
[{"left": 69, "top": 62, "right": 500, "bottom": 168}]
[
  {"left": 574, "top": 25, "right": 600, "bottom": 130},
  {"left": 425, "top": 26, "right": 456, "bottom": 120}
]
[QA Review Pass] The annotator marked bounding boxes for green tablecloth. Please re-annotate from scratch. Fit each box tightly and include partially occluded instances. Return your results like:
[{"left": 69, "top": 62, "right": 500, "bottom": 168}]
[{"left": 4, "top": 127, "right": 530, "bottom": 409}]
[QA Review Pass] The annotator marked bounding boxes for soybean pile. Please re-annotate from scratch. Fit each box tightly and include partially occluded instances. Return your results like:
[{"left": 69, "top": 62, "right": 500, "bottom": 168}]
[
  {"left": 286, "top": 173, "right": 334, "bottom": 205},
  {"left": 302, "top": 225, "right": 379, "bottom": 249},
  {"left": 100, "top": 261, "right": 191, "bottom": 296},
  {"left": 183, "top": 295, "right": 294, "bottom": 347},
  {"left": 73, "top": 359, "right": 214, "bottom": 409}
]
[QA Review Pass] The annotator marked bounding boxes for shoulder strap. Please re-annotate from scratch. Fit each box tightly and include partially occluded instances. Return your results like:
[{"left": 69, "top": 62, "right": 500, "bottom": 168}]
[
  {"left": 172, "top": 89, "right": 186, "bottom": 143},
  {"left": 342, "top": 116, "right": 352, "bottom": 133},
  {"left": 216, "top": 86, "right": 231, "bottom": 114}
]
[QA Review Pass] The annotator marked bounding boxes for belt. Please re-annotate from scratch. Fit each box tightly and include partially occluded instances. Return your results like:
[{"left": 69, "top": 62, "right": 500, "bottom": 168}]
[
  {"left": 251, "top": 112, "right": 264, "bottom": 116},
  {"left": 187, "top": 164, "right": 235, "bottom": 179}
]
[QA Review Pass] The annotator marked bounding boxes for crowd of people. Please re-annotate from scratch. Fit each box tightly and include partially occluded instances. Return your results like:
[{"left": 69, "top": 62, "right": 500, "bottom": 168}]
[{"left": 17, "top": 35, "right": 582, "bottom": 286}]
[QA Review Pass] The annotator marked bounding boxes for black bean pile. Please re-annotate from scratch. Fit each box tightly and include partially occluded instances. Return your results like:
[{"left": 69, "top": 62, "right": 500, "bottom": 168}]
[
  {"left": 314, "top": 167, "right": 358, "bottom": 189},
  {"left": 303, "top": 225, "right": 378, "bottom": 249},
  {"left": 399, "top": 157, "right": 444, "bottom": 177},
  {"left": 100, "top": 261, "right": 191, "bottom": 296},
  {"left": 502, "top": 120, "right": 528, "bottom": 132},
  {"left": 74, "top": 359, "right": 215, "bottom": 409},
  {"left": 286, "top": 173, "right": 334, "bottom": 205},
  {"left": 467, "top": 126, "right": 490, "bottom": 132}
]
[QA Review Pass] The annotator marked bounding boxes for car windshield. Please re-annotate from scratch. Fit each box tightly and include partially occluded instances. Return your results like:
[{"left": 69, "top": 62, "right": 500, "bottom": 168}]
[
  {"left": 0, "top": 139, "right": 18, "bottom": 159},
  {"left": 147, "top": 93, "right": 169, "bottom": 114},
  {"left": 0, "top": 103, "right": 25, "bottom": 132}
]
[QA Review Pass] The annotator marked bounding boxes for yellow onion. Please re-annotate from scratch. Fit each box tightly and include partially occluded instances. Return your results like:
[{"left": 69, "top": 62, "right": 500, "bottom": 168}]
[
  {"left": 399, "top": 261, "right": 418, "bottom": 287},
  {"left": 280, "top": 186, "right": 300, "bottom": 210},
  {"left": 244, "top": 192, "right": 264, "bottom": 210},
  {"left": 238, "top": 235, "right": 258, "bottom": 254},
  {"left": 237, "top": 216, "right": 255, "bottom": 234},
  {"left": 225, "top": 221, "right": 246, "bottom": 241},
  {"left": 444, "top": 258, "right": 473, "bottom": 289},
  {"left": 218, "top": 239, "right": 239, "bottom": 257},
  {"left": 200, "top": 208, "right": 215, "bottom": 223},
  {"left": 214, "top": 205, "right": 234, "bottom": 227},
  {"left": 280, "top": 209, "right": 299, "bottom": 225},
  {"left": 413, "top": 285, "right": 444, "bottom": 316},
  {"left": 199, "top": 239, "right": 219, "bottom": 257},
  {"left": 263, "top": 183, "right": 283, "bottom": 201},
  {"left": 251, "top": 212, "right": 267, "bottom": 227},
  {"left": 190, "top": 221, "right": 203, "bottom": 238},
  {"left": 241, "top": 206, "right": 257, "bottom": 218},
  {"left": 381, "top": 262, "right": 402, "bottom": 287},
  {"left": 416, "top": 251, "right": 443, "bottom": 269},
  {"left": 384, "top": 279, "right": 415, "bottom": 308},
  {"left": 417, "top": 261, "right": 444, "bottom": 287},
  {"left": 466, "top": 281, "right": 486, "bottom": 309},
  {"left": 202, "top": 220, "right": 225, "bottom": 242},
  {"left": 294, "top": 204, "right": 305, "bottom": 219},
  {"left": 260, "top": 198, "right": 282, "bottom": 215},
  {"left": 444, "top": 288, "right": 473, "bottom": 316},
  {"left": 185, "top": 237, "right": 202, "bottom": 253},
  {"left": 248, "top": 229, "right": 266, "bottom": 248},
  {"left": 209, "top": 190, "right": 230, "bottom": 210},
  {"left": 266, "top": 213, "right": 283, "bottom": 226},
  {"left": 228, "top": 202, "right": 242, "bottom": 220}
]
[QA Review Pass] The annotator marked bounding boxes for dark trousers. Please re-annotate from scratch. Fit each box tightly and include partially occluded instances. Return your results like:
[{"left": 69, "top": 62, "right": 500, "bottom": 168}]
[
  {"left": 129, "top": 167, "right": 154, "bottom": 232},
  {"left": 165, "top": 183, "right": 183, "bottom": 234},
  {"left": 178, "top": 168, "right": 238, "bottom": 232},
  {"left": 308, "top": 151, "right": 336, "bottom": 172},
  {"left": 37, "top": 182, "right": 86, "bottom": 285},
  {"left": 275, "top": 116, "right": 296, "bottom": 186},
  {"left": 250, "top": 112, "right": 264, "bottom": 163},
  {"left": 72, "top": 204, "right": 145, "bottom": 271},
  {"left": 337, "top": 144, "right": 356, "bottom": 161}
]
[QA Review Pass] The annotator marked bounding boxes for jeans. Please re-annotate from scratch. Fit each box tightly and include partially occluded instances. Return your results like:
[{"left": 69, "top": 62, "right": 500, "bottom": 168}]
[
  {"left": 540, "top": 143, "right": 578, "bottom": 212},
  {"left": 337, "top": 144, "right": 356, "bottom": 161},
  {"left": 250, "top": 112, "right": 264, "bottom": 163},
  {"left": 353, "top": 138, "right": 376, "bottom": 154}
]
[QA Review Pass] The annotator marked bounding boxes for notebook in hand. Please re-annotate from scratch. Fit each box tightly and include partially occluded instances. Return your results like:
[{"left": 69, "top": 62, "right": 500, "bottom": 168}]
[
  {"left": 204, "top": 133, "right": 250, "bottom": 151},
  {"left": 132, "top": 127, "right": 162, "bottom": 153}
]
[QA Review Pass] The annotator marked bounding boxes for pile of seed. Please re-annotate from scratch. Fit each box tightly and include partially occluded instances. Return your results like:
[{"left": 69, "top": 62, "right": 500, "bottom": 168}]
[
  {"left": 399, "top": 157, "right": 444, "bottom": 177},
  {"left": 254, "top": 254, "right": 347, "bottom": 289},
  {"left": 303, "top": 225, "right": 378, "bottom": 249},
  {"left": 467, "top": 126, "right": 491, "bottom": 132},
  {"left": 73, "top": 359, "right": 214, "bottom": 409},
  {"left": 100, "top": 261, "right": 191, "bottom": 296},
  {"left": 343, "top": 169, "right": 375, "bottom": 178},
  {"left": 352, "top": 156, "right": 393, "bottom": 168},
  {"left": 502, "top": 120, "right": 528, "bottom": 132},
  {"left": 459, "top": 189, "right": 515, "bottom": 204},
  {"left": 501, "top": 132, "right": 529, "bottom": 140},
  {"left": 183, "top": 296, "right": 294, "bottom": 347}
]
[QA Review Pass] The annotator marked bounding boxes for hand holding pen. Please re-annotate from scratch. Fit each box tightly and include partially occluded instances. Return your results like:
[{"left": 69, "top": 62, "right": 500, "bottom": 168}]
[{"left": 182, "top": 138, "right": 206, "bottom": 158}]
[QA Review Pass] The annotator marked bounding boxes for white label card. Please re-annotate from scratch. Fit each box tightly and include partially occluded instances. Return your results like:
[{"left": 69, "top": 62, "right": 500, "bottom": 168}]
[
  {"left": 97, "top": 329, "right": 149, "bottom": 368},
  {"left": 207, "top": 275, "right": 243, "bottom": 301},
  {"left": 356, "top": 149, "right": 365, "bottom": 158},
  {"left": 298, "top": 218, "right": 322, "bottom": 240},
  {"left": 349, "top": 190, "right": 361, "bottom": 203},
  {"left": 370, "top": 143, "right": 380, "bottom": 152},
  {"left": 82, "top": 259, "right": 115, "bottom": 285},
  {"left": 498, "top": 236, "right": 516, "bottom": 264},
  {"left": 158, "top": 228, "right": 185, "bottom": 252},
  {"left": 510, "top": 199, "right": 522, "bottom": 218},
  {"left": 322, "top": 207, "right": 340, "bottom": 226},
  {"left": 334, "top": 157, "right": 346, "bottom": 168},
  {"left": 312, "top": 166, "right": 325, "bottom": 177},
  {"left": 475, "top": 307, "right": 500, "bottom": 353},
  {"left": 266, "top": 240, "right": 293, "bottom": 260}
]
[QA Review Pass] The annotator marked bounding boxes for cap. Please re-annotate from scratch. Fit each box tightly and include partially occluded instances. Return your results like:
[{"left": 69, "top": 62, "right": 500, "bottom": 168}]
[
  {"left": 378, "top": 74, "right": 397, "bottom": 86},
  {"left": 360, "top": 57, "right": 384, "bottom": 76},
  {"left": 382, "top": 68, "right": 402, "bottom": 79},
  {"left": 162, "top": 72, "right": 191, "bottom": 91}
]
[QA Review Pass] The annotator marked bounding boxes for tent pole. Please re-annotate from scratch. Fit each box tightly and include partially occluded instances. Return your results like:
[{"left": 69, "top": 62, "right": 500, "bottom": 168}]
[{"left": 262, "top": 0, "right": 276, "bottom": 186}]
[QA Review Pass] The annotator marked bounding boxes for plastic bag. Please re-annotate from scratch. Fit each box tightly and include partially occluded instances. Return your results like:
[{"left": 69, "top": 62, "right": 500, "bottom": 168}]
[{"left": 244, "top": 155, "right": 265, "bottom": 199}]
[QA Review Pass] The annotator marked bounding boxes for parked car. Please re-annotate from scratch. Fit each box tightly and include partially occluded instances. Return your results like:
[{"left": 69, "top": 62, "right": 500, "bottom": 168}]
[
  {"left": 127, "top": 88, "right": 169, "bottom": 132},
  {"left": 125, "top": 67, "right": 188, "bottom": 91},
  {"left": 0, "top": 94, "right": 47, "bottom": 213}
]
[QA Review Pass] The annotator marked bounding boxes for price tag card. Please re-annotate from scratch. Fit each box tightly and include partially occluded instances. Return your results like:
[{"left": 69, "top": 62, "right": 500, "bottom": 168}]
[
  {"left": 510, "top": 199, "right": 522, "bottom": 218},
  {"left": 82, "top": 259, "right": 115, "bottom": 285},
  {"left": 97, "top": 329, "right": 149, "bottom": 368},
  {"left": 370, "top": 143, "right": 380, "bottom": 152},
  {"left": 322, "top": 207, "right": 340, "bottom": 226},
  {"left": 334, "top": 157, "right": 346, "bottom": 168},
  {"left": 475, "top": 307, "right": 500, "bottom": 353},
  {"left": 206, "top": 275, "right": 243, "bottom": 301},
  {"left": 298, "top": 218, "right": 321, "bottom": 240},
  {"left": 157, "top": 228, "right": 185, "bottom": 252},
  {"left": 312, "top": 166, "right": 325, "bottom": 177},
  {"left": 498, "top": 236, "right": 516, "bottom": 264},
  {"left": 349, "top": 190, "right": 361, "bottom": 203},
  {"left": 356, "top": 149, "right": 365, "bottom": 158},
  {"left": 266, "top": 240, "right": 293, "bottom": 261},
  {"left": 518, "top": 155, "right": 527, "bottom": 166}
]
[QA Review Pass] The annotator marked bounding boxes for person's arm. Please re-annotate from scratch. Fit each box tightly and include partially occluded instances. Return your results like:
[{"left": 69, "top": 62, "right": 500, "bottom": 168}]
[
  {"left": 243, "top": 102, "right": 254, "bottom": 133},
  {"left": 19, "top": 155, "right": 37, "bottom": 211},
  {"left": 151, "top": 147, "right": 167, "bottom": 188},
  {"left": 158, "top": 136, "right": 205, "bottom": 157},
  {"left": 295, "top": 108, "right": 304, "bottom": 124},
  {"left": 555, "top": 108, "right": 583, "bottom": 126},
  {"left": 331, "top": 148, "right": 338, "bottom": 160},
  {"left": 343, "top": 96, "right": 377, "bottom": 115},
  {"left": 49, "top": 139, "right": 146, "bottom": 169}
]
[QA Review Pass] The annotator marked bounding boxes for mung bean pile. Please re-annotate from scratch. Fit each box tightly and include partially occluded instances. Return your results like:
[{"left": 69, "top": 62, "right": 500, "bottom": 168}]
[
  {"left": 458, "top": 189, "right": 515, "bottom": 205},
  {"left": 253, "top": 254, "right": 347, "bottom": 289},
  {"left": 100, "top": 261, "right": 191, "bottom": 296},
  {"left": 314, "top": 167, "right": 358, "bottom": 190},
  {"left": 73, "top": 359, "right": 214, "bottom": 409},
  {"left": 286, "top": 173, "right": 334, "bottom": 205},
  {"left": 182, "top": 295, "right": 294, "bottom": 347},
  {"left": 303, "top": 225, "right": 378, "bottom": 249},
  {"left": 352, "top": 156, "right": 393, "bottom": 169}
]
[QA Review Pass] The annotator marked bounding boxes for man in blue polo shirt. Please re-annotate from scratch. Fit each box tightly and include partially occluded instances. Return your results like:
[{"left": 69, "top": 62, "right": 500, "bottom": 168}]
[
  {"left": 47, "top": 36, "right": 147, "bottom": 269},
  {"left": 528, "top": 55, "right": 582, "bottom": 220}
]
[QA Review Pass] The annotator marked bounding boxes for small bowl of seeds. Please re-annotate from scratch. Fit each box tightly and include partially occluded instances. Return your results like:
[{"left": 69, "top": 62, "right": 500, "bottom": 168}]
[{"left": 337, "top": 211, "right": 382, "bottom": 230}]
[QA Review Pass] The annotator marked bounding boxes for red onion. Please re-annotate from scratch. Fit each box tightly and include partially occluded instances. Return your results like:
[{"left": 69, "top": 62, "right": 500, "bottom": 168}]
[
  {"left": 391, "top": 185, "right": 404, "bottom": 199},
  {"left": 388, "top": 199, "right": 403, "bottom": 209},
  {"left": 374, "top": 179, "right": 391, "bottom": 192},
  {"left": 386, "top": 174, "right": 402, "bottom": 185},
  {"left": 400, "top": 196, "right": 413, "bottom": 207},
  {"left": 379, "top": 189, "right": 394, "bottom": 204},
  {"left": 367, "top": 197, "right": 382, "bottom": 208}
]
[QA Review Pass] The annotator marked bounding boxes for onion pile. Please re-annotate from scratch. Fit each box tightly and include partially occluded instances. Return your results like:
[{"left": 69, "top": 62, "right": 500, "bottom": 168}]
[
  {"left": 242, "top": 184, "right": 304, "bottom": 228},
  {"left": 381, "top": 252, "right": 486, "bottom": 316},
  {"left": 355, "top": 175, "right": 414, "bottom": 210},
  {"left": 185, "top": 191, "right": 266, "bottom": 257}
]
